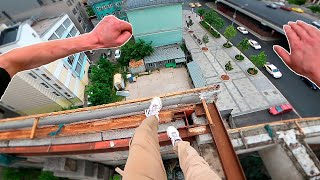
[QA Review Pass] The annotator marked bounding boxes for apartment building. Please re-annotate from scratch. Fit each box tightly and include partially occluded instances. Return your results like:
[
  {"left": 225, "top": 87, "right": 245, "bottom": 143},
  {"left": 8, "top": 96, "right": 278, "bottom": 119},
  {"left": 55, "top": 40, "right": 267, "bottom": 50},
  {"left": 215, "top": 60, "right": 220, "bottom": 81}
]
[
  {"left": 0, "top": 14, "right": 90, "bottom": 115},
  {"left": 0, "top": 0, "right": 94, "bottom": 33},
  {"left": 87, "top": 0, "right": 127, "bottom": 21}
]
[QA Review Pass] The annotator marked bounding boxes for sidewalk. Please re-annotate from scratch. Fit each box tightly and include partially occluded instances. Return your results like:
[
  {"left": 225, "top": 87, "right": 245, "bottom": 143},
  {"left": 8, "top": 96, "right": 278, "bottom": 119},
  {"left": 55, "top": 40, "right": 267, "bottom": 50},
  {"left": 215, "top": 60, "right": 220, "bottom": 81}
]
[{"left": 183, "top": 10, "right": 288, "bottom": 117}]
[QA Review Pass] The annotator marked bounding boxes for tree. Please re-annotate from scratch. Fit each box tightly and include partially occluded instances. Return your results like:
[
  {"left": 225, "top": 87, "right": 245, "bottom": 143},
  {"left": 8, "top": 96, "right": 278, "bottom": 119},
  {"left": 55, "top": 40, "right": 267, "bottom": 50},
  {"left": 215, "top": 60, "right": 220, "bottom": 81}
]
[
  {"left": 288, "top": 0, "right": 306, "bottom": 5},
  {"left": 202, "top": 34, "right": 209, "bottom": 46},
  {"left": 197, "top": 8, "right": 206, "bottom": 20},
  {"left": 223, "top": 25, "right": 237, "bottom": 47},
  {"left": 204, "top": 10, "right": 224, "bottom": 31},
  {"left": 119, "top": 39, "right": 154, "bottom": 66},
  {"left": 86, "top": 57, "right": 121, "bottom": 106},
  {"left": 249, "top": 51, "right": 267, "bottom": 75},
  {"left": 236, "top": 38, "right": 250, "bottom": 60}
]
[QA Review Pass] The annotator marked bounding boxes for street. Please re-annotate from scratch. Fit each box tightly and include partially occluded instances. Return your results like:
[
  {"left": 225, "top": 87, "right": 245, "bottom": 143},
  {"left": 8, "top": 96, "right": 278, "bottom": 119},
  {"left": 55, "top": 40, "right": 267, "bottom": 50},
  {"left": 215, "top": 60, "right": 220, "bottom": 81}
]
[{"left": 183, "top": 0, "right": 320, "bottom": 118}]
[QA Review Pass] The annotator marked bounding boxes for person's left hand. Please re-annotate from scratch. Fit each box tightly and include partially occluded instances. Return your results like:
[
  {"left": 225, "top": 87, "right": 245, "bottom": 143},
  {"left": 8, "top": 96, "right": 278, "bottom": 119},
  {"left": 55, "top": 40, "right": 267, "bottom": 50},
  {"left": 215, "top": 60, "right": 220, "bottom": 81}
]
[{"left": 89, "top": 15, "right": 133, "bottom": 48}]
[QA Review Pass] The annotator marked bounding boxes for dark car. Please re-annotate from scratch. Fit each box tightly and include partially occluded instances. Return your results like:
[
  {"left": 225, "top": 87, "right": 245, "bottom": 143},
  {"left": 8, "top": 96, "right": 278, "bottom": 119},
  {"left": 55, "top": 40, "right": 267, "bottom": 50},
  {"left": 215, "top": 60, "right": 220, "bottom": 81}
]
[
  {"left": 301, "top": 76, "right": 318, "bottom": 90},
  {"left": 266, "top": 3, "right": 278, "bottom": 9},
  {"left": 280, "top": 6, "right": 292, "bottom": 11}
]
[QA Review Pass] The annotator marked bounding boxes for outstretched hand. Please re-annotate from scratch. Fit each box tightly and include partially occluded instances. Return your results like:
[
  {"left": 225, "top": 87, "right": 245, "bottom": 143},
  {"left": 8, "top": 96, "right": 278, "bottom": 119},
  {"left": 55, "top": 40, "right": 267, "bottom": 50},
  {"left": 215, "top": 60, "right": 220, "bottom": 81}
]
[
  {"left": 274, "top": 20, "right": 320, "bottom": 87},
  {"left": 89, "top": 15, "right": 133, "bottom": 49}
]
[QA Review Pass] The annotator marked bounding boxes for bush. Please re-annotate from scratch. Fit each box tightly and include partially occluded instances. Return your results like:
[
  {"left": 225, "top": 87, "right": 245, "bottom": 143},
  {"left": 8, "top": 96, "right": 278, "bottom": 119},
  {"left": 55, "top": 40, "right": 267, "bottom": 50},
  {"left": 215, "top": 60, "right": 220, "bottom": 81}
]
[
  {"left": 38, "top": 171, "right": 59, "bottom": 180},
  {"left": 235, "top": 54, "right": 244, "bottom": 61},
  {"left": 247, "top": 68, "right": 258, "bottom": 75},
  {"left": 223, "top": 42, "right": 232, "bottom": 48},
  {"left": 309, "top": 5, "right": 320, "bottom": 13},
  {"left": 225, "top": 61, "right": 233, "bottom": 71},
  {"left": 288, "top": 0, "right": 306, "bottom": 5},
  {"left": 199, "top": 21, "right": 221, "bottom": 38}
]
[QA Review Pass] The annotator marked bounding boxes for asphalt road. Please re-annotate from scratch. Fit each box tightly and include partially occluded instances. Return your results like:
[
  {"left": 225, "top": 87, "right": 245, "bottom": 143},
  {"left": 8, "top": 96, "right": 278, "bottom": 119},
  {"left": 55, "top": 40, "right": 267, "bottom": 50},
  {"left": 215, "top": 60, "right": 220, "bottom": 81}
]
[{"left": 183, "top": 0, "right": 320, "bottom": 118}]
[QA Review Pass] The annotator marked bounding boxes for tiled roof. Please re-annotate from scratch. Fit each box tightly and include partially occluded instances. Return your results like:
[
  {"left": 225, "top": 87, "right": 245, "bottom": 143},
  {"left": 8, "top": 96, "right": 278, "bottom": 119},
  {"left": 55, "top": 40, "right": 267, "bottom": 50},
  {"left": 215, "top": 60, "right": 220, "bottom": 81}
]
[
  {"left": 129, "top": 59, "right": 144, "bottom": 68},
  {"left": 144, "top": 44, "right": 185, "bottom": 63},
  {"left": 187, "top": 61, "right": 206, "bottom": 88},
  {"left": 124, "top": 0, "right": 183, "bottom": 11}
]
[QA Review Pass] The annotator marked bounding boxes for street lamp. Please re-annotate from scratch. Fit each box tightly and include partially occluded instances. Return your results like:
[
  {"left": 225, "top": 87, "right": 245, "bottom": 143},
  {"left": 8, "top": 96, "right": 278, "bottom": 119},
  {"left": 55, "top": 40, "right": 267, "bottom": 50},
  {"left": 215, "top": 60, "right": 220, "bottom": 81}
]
[{"left": 231, "top": 3, "right": 248, "bottom": 26}]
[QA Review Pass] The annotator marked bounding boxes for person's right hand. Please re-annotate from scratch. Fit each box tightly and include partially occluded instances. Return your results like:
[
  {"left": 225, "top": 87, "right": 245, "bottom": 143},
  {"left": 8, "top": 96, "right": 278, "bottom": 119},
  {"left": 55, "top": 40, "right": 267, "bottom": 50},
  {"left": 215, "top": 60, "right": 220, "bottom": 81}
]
[
  {"left": 273, "top": 21, "right": 320, "bottom": 87},
  {"left": 89, "top": 15, "right": 133, "bottom": 49}
]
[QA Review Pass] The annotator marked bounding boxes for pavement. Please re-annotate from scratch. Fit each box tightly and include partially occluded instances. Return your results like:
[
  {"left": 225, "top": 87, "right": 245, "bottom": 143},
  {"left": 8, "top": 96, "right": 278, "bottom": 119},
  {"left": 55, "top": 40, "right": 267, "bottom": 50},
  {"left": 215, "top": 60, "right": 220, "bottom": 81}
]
[{"left": 183, "top": 10, "right": 294, "bottom": 120}]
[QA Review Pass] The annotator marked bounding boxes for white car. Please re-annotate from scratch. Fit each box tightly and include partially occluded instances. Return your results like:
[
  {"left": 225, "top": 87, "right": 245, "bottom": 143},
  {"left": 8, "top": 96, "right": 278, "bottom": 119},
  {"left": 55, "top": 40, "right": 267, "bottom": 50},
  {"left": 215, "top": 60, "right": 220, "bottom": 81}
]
[
  {"left": 264, "top": 62, "right": 282, "bottom": 78},
  {"left": 115, "top": 49, "right": 121, "bottom": 59},
  {"left": 249, "top": 39, "right": 261, "bottom": 50},
  {"left": 237, "top": 26, "right": 248, "bottom": 34},
  {"left": 195, "top": 2, "right": 202, "bottom": 7},
  {"left": 189, "top": 3, "right": 196, "bottom": 8}
]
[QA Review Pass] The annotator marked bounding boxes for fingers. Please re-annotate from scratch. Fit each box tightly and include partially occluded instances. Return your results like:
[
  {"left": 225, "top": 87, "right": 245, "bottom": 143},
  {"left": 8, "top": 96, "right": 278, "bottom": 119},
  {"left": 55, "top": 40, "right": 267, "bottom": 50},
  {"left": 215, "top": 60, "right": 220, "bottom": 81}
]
[
  {"left": 283, "top": 25, "right": 300, "bottom": 49},
  {"left": 288, "top": 21, "right": 309, "bottom": 40},
  {"left": 273, "top": 45, "right": 291, "bottom": 66},
  {"left": 117, "top": 31, "right": 132, "bottom": 46},
  {"left": 297, "top": 20, "right": 319, "bottom": 37},
  {"left": 119, "top": 20, "right": 133, "bottom": 34}
]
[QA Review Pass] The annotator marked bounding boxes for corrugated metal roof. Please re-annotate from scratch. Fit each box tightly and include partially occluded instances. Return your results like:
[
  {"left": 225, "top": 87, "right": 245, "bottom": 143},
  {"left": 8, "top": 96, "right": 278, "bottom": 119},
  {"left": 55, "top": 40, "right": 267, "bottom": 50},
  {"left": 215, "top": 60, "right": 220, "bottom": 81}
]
[
  {"left": 124, "top": 0, "right": 183, "bottom": 11},
  {"left": 144, "top": 44, "right": 185, "bottom": 63},
  {"left": 187, "top": 61, "right": 206, "bottom": 88}
]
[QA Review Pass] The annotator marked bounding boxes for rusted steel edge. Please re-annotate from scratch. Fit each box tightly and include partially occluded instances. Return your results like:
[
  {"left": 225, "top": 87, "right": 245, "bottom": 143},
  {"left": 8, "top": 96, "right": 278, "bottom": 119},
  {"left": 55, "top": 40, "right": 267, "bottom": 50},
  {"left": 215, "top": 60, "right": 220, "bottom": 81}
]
[
  {"left": 0, "top": 85, "right": 220, "bottom": 123},
  {"left": 0, "top": 125, "right": 210, "bottom": 156}
]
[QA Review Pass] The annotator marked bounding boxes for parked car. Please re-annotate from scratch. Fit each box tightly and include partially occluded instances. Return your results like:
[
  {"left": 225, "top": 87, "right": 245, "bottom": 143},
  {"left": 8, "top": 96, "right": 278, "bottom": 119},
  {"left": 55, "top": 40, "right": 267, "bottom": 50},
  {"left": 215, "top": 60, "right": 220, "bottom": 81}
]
[
  {"left": 274, "top": 2, "right": 285, "bottom": 6},
  {"left": 195, "top": 2, "right": 202, "bottom": 7},
  {"left": 312, "top": 20, "right": 320, "bottom": 28},
  {"left": 291, "top": 7, "right": 304, "bottom": 13},
  {"left": 263, "top": 62, "right": 282, "bottom": 78},
  {"left": 269, "top": 103, "right": 293, "bottom": 115},
  {"left": 301, "top": 76, "right": 318, "bottom": 90},
  {"left": 115, "top": 49, "right": 121, "bottom": 59},
  {"left": 266, "top": 3, "right": 278, "bottom": 9},
  {"left": 280, "top": 6, "right": 292, "bottom": 11},
  {"left": 249, "top": 39, "right": 261, "bottom": 50},
  {"left": 189, "top": 3, "right": 196, "bottom": 8},
  {"left": 237, "top": 26, "right": 249, "bottom": 34}
]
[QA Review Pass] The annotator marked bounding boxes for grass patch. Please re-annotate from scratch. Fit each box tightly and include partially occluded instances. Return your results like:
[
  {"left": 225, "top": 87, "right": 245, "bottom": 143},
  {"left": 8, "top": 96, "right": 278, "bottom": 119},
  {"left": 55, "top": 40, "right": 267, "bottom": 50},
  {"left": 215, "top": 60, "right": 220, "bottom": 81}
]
[
  {"left": 199, "top": 21, "right": 221, "bottom": 38},
  {"left": 223, "top": 42, "right": 232, "bottom": 48},
  {"left": 247, "top": 68, "right": 258, "bottom": 75},
  {"left": 309, "top": 5, "right": 320, "bottom": 13},
  {"left": 235, "top": 54, "right": 244, "bottom": 61}
]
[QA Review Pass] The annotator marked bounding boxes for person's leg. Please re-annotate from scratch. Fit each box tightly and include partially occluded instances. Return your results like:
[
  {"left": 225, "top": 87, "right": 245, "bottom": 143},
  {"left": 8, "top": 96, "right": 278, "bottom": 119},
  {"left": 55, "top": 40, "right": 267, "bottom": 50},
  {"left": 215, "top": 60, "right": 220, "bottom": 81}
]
[
  {"left": 167, "top": 126, "right": 221, "bottom": 180},
  {"left": 123, "top": 97, "right": 167, "bottom": 180}
]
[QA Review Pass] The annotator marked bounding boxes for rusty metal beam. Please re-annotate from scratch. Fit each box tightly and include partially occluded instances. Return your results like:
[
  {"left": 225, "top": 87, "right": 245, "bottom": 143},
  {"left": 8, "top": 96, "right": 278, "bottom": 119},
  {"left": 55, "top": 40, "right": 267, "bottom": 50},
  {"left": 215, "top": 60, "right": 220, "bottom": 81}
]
[{"left": 0, "top": 126, "right": 210, "bottom": 156}]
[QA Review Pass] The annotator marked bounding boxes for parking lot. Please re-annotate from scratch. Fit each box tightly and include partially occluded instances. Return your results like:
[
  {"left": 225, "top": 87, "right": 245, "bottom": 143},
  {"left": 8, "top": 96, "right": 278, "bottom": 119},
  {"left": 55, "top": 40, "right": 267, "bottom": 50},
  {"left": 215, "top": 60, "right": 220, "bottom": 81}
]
[{"left": 125, "top": 67, "right": 192, "bottom": 100}]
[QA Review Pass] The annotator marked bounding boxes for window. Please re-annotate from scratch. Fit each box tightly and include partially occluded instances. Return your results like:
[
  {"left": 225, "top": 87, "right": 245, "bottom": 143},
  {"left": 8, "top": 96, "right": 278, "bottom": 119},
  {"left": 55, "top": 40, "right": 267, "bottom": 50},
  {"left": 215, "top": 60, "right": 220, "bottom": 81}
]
[
  {"left": 63, "top": 64, "right": 68, "bottom": 70},
  {"left": 71, "top": 0, "right": 75, "bottom": 3},
  {"left": 53, "top": 92, "right": 60, "bottom": 96},
  {"left": 48, "top": 33, "right": 58, "bottom": 40},
  {"left": 53, "top": 83, "right": 62, "bottom": 90},
  {"left": 78, "top": 16, "right": 82, "bottom": 23},
  {"left": 64, "top": 92, "right": 71, "bottom": 97},
  {"left": 40, "top": 83, "right": 49, "bottom": 88},
  {"left": 75, "top": 63, "right": 82, "bottom": 74},
  {"left": 72, "top": 8, "right": 77, "bottom": 15},
  {"left": 67, "top": 56, "right": 74, "bottom": 66},
  {"left": 41, "top": 74, "right": 51, "bottom": 80},
  {"left": 63, "top": 18, "right": 71, "bottom": 28},
  {"left": 70, "top": 27, "right": 78, "bottom": 36},
  {"left": 66, "top": 0, "right": 72, "bottom": 6},
  {"left": 28, "top": 73, "right": 37, "bottom": 79},
  {"left": 55, "top": 25, "right": 66, "bottom": 37},
  {"left": 66, "top": 33, "right": 72, "bottom": 38}
]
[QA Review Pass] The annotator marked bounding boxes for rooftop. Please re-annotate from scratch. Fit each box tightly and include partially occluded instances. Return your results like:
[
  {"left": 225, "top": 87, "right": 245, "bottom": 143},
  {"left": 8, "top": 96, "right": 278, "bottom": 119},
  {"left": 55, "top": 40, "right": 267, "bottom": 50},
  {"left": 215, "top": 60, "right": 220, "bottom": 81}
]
[
  {"left": 129, "top": 59, "right": 144, "bottom": 68},
  {"left": 31, "top": 15, "right": 64, "bottom": 36},
  {"left": 124, "top": 0, "right": 183, "bottom": 11},
  {"left": 144, "top": 44, "right": 185, "bottom": 64},
  {"left": 87, "top": 0, "right": 105, "bottom": 5},
  {"left": 0, "top": 26, "right": 19, "bottom": 47}
]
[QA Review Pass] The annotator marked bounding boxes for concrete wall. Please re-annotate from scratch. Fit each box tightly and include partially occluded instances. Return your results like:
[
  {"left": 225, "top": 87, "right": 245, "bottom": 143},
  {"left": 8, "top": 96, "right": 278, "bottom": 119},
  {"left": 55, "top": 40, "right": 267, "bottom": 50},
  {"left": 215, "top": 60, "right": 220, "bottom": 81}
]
[
  {"left": 259, "top": 144, "right": 304, "bottom": 180},
  {"left": 126, "top": 4, "right": 183, "bottom": 47}
]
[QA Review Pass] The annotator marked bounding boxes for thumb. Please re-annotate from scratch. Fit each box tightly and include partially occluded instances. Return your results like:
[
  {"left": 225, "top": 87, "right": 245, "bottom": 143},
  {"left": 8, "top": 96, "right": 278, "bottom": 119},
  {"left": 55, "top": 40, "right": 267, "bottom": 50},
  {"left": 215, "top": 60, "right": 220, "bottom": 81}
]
[
  {"left": 117, "top": 31, "right": 132, "bottom": 47},
  {"left": 273, "top": 45, "right": 291, "bottom": 66}
]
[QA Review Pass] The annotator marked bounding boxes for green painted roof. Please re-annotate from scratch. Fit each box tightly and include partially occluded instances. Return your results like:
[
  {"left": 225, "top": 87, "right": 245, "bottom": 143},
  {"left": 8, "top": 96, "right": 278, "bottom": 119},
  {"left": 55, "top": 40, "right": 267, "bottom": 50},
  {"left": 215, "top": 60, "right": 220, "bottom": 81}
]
[{"left": 124, "top": 0, "right": 183, "bottom": 11}]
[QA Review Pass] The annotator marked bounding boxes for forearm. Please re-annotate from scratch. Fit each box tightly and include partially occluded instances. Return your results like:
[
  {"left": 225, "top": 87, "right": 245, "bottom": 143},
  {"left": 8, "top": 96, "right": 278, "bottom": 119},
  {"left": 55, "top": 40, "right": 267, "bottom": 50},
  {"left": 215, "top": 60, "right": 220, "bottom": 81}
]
[{"left": 0, "top": 33, "right": 100, "bottom": 77}]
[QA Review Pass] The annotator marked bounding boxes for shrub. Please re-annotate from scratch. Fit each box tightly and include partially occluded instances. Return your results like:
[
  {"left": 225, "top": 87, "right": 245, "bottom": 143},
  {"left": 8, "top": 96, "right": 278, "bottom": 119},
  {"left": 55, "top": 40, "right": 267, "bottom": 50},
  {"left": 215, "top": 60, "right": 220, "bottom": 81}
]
[
  {"left": 199, "top": 21, "right": 221, "bottom": 38},
  {"left": 309, "top": 5, "right": 320, "bottom": 13},
  {"left": 223, "top": 42, "right": 232, "bottom": 48},
  {"left": 235, "top": 54, "right": 244, "bottom": 61},
  {"left": 247, "top": 68, "right": 258, "bottom": 75},
  {"left": 225, "top": 61, "right": 233, "bottom": 71},
  {"left": 288, "top": 0, "right": 306, "bottom": 5}
]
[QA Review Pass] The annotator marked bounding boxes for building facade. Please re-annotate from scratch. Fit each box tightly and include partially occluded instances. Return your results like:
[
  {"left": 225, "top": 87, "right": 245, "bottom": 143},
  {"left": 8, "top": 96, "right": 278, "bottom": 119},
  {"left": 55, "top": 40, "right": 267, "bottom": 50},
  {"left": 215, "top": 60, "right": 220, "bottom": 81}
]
[
  {"left": 124, "top": 0, "right": 183, "bottom": 47},
  {"left": 87, "top": 0, "right": 127, "bottom": 21},
  {"left": 0, "top": 14, "right": 90, "bottom": 115},
  {"left": 0, "top": 0, "right": 94, "bottom": 33}
]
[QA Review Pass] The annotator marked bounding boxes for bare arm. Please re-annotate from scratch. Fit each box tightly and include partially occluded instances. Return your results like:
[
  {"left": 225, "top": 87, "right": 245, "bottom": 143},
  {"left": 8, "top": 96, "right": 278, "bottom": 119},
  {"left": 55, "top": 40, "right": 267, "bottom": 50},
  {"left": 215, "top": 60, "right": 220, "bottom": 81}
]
[
  {"left": 0, "top": 15, "right": 132, "bottom": 77},
  {"left": 273, "top": 20, "right": 320, "bottom": 87}
]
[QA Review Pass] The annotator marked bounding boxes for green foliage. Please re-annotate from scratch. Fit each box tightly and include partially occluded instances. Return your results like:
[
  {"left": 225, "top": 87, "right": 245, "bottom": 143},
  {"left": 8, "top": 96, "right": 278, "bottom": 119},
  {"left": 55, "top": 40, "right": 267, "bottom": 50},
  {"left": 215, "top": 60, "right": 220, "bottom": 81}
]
[
  {"left": 86, "top": 6, "right": 95, "bottom": 17},
  {"left": 225, "top": 61, "right": 233, "bottom": 71},
  {"left": 237, "top": 38, "right": 250, "bottom": 56},
  {"left": 199, "top": 21, "right": 221, "bottom": 38},
  {"left": 86, "top": 57, "right": 121, "bottom": 106},
  {"left": 204, "top": 10, "right": 224, "bottom": 30},
  {"left": 38, "top": 171, "right": 59, "bottom": 180},
  {"left": 197, "top": 8, "right": 206, "bottom": 17},
  {"left": 202, "top": 34, "right": 209, "bottom": 46},
  {"left": 224, "top": 25, "right": 237, "bottom": 45},
  {"left": 250, "top": 51, "right": 267, "bottom": 70},
  {"left": 2, "top": 167, "right": 40, "bottom": 180},
  {"left": 288, "top": 0, "right": 306, "bottom": 5},
  {"left": 118, "top": 40, "right": 154, "bottom": 66},
  {"left": 240, "top": 155, "right": 270, "bottom": 179},
  {"left": 309, "top": 5, "right": 320, "bottom": 13}
]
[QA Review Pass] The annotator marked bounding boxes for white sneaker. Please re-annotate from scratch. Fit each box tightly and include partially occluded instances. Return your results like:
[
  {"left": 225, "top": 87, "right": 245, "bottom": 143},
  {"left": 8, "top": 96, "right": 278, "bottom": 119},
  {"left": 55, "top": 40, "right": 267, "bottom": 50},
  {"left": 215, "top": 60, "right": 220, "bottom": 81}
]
[
  {"left": 167, "top": 126, "right": 182, "bottom": 146},
  {"left": 145, "top": 97, "right": 162, "bottom": 120}
]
